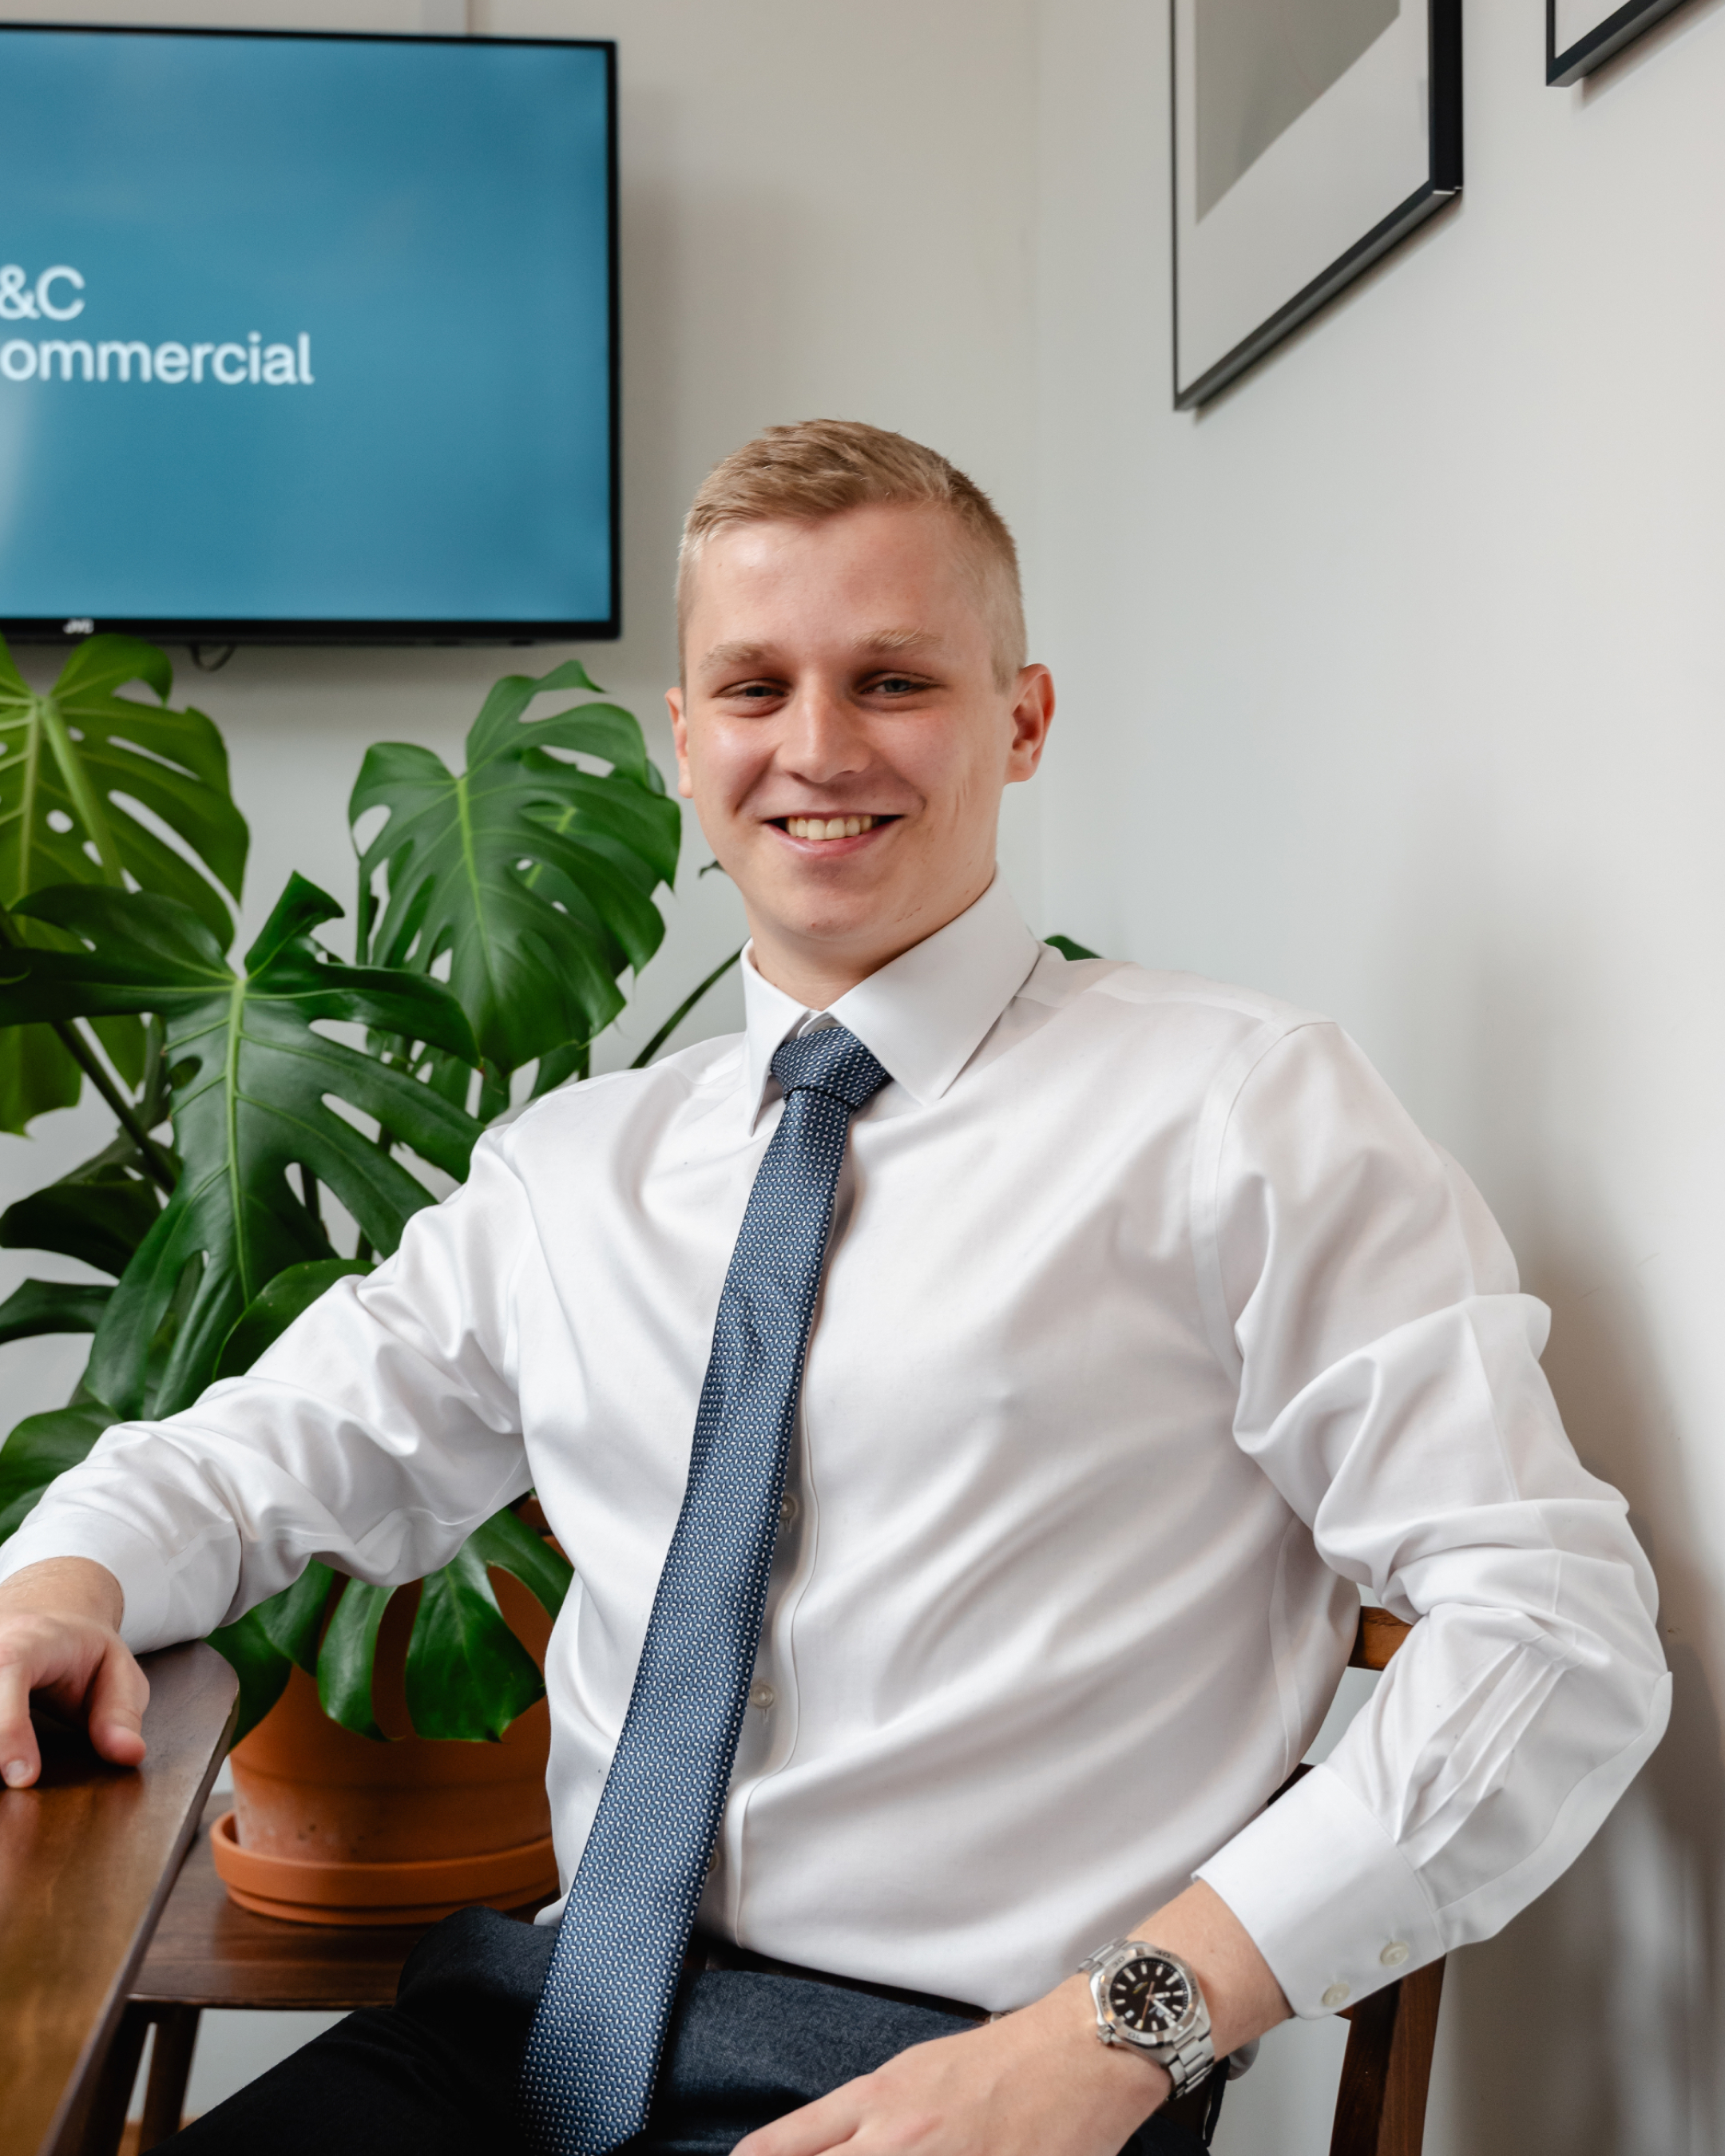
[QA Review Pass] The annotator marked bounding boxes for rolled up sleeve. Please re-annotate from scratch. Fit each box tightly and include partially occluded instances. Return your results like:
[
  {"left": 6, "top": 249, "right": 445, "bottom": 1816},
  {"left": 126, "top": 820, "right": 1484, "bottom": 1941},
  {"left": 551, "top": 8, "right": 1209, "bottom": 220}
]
[{"left": 1193, "top": 1023, "right": 1670, "bottom": 2015}]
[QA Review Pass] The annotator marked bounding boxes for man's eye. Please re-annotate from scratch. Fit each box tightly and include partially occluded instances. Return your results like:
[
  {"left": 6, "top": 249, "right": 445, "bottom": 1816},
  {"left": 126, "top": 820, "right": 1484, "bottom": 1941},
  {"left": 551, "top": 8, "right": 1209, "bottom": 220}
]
[{"left": 873, "top": 676, "right": 924, "bottom": 696}]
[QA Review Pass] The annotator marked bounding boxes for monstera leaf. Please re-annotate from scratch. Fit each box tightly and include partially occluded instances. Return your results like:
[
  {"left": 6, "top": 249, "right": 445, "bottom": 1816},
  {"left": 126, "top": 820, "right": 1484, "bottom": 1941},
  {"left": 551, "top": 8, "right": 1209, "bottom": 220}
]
[
  {"left": 0, "top": 634, "right": 248, "bottom": 1131},
  {"left": 0, "top": 1127, "right": 166, "bottom": 1410},
  {"left": 0, "top": 1279, "right": 113, "bottom": 1346},
  {"left": 0, "top": 874, "right": 482, "bottom": 1420},
  {"left": 1, "top": 1144, "right": 165, "bottom": 1278},
  {"left": 310, "top": 1506, "right": 572, "bottom": 1742},
  {"left": 207, "top": 1505, "right": 572, "bottom": 1748},
  {"left": 404, "top": 1507, "right": 573, "bottom": 1740},
  {"left": 352, "top": 660, "right": 681, "bottom": 1111},
  {"left": 212, "top": 1256, "right": 375, "bottom": 1382},
  {"left": 0, "top": 1398, "right": 112, "bottom": 1541}
]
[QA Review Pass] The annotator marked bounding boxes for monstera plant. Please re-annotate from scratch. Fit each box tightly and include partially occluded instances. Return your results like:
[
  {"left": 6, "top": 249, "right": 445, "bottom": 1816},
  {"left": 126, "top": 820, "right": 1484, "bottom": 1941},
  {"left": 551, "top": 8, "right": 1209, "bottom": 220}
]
[{"left": 0, "top": 637, "right": 732, "bottom": 1742}]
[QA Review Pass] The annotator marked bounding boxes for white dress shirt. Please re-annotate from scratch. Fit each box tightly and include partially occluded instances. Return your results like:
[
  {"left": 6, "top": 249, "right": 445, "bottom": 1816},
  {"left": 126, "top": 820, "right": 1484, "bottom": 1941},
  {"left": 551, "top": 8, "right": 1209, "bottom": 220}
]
[{"left": 0, "top": 878, "right": 1669, "bottom": 2019}]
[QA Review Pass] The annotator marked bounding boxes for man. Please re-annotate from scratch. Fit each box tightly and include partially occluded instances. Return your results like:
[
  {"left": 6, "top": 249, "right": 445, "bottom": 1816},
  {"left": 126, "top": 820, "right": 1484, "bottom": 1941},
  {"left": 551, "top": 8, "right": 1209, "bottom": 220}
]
[{"left": 0, "top": 422, "right": 1669, "bottom": 2156}]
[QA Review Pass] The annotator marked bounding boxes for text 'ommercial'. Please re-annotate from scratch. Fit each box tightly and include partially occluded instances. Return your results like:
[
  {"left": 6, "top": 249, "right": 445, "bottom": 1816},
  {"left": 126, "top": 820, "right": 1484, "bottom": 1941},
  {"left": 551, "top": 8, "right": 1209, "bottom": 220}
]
[{"left": 0, "top": 266, "right": 314, "bottom": 386}]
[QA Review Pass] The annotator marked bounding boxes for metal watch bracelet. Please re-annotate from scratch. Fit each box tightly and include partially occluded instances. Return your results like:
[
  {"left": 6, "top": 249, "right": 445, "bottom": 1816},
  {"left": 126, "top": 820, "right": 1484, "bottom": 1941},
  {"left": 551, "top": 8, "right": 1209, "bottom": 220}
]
[
  {"left": 1078, "top": 1940, "right": 1216, "bottom": 2098},
  {"left": 1134, "top": 2022, "right": 1214, "bottom": 2099}
]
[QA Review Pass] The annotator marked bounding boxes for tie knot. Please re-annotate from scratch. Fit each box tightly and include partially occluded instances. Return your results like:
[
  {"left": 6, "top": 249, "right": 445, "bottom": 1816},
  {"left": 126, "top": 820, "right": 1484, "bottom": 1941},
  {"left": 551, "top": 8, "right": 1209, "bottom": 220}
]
[{"left": 771, "top": 1024, "right": 890, "bottom": 1111}]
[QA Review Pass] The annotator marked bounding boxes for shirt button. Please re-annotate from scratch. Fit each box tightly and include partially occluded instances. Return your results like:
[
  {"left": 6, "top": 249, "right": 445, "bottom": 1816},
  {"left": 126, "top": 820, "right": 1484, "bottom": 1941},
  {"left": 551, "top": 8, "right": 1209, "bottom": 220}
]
[
  {"left": 779, "top": 1494, "right": 799, "bottom": 1525},
  {"left": 749, "top": 1682, "right": 775, "bottom": 1710},
  {"left": 1379, "top": 1941, "right": 1410, "bottom": 1968},
  {"left": 1321, "top": 1982, "right": 1350, "bottom": 2010}
]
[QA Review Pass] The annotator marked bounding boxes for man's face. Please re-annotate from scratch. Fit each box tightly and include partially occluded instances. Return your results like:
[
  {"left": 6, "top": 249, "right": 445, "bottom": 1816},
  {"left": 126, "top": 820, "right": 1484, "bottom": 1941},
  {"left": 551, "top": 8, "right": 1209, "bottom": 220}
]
[{"left": 667, "top": 501, "right": 1053, "bottom": 999}]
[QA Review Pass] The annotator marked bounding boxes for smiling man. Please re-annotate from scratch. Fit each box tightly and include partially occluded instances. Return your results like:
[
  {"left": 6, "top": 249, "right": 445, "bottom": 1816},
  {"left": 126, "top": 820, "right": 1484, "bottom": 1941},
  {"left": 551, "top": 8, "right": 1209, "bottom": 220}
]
[
  {"left": 667, "top": 469, "right": 1050, "bottom": 1009},
  {"left": 0, "top": 422, "right": 1669, "bottom": 2156}
]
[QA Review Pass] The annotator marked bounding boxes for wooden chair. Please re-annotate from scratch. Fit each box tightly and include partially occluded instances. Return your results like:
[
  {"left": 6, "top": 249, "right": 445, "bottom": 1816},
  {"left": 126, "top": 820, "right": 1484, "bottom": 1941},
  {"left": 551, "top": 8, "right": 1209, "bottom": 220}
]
[
  {"left": 1321, "top": 1606, "right": 1444, "bottom": 2156},
  {"left": 12, "top": 1614, "right": 1438, "bottom": 2156}
]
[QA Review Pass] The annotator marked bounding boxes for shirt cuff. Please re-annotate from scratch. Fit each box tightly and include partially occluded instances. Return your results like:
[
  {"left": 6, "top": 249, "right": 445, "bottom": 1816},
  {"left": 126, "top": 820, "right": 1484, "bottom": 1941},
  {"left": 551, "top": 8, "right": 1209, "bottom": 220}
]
[
  {"left": 1195, "top": 1764, "right": 1445, "bottom": 2018},
  {"left": 0, "top": 1507, "right": 174, "bottom": 1650}
]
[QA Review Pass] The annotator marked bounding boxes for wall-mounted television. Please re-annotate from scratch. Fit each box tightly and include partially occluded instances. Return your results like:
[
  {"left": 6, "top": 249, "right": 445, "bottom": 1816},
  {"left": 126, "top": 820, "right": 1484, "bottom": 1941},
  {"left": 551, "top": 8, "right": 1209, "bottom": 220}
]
[{"left": 0, "top": 25, "right": 617, "bottom": 647}]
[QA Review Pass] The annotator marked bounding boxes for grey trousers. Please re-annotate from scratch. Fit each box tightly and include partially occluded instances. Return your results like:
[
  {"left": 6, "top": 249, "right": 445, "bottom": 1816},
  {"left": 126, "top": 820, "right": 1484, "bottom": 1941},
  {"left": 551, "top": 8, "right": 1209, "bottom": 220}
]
[{"left": 163, "top": 1907, "right": 1217, "bottom": 2156}]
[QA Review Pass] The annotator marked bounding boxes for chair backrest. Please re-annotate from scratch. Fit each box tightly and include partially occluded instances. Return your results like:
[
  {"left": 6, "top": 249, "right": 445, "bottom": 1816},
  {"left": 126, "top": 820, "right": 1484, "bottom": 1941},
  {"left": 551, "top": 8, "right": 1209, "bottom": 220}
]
[
  {"left": 1348, "top": 1605, "right": 1410, "bottom": 1671},
  {"left": 1326, "top": 1604, "right": 1442, "bottom": 2156}
]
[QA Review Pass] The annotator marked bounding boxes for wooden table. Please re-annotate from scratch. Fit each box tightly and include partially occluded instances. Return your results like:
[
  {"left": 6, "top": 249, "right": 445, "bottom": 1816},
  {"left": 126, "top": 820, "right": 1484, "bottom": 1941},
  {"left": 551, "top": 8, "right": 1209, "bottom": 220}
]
[
  {"left": 94, "top": 1801, "right": 427, "bottom": 2150},
  {"left": 1, "top": 1644, "right": 237, "bottom": 2156},
  {"left": 97, "top": 1799, "right": 553, "bottom": 2151}
]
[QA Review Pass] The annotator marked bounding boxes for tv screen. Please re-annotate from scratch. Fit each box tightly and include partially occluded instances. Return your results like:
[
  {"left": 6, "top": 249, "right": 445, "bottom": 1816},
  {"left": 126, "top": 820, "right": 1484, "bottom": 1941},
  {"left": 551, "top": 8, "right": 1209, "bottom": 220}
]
[{"left": 0, "top": 26, "right": 617, "bottom": 645}]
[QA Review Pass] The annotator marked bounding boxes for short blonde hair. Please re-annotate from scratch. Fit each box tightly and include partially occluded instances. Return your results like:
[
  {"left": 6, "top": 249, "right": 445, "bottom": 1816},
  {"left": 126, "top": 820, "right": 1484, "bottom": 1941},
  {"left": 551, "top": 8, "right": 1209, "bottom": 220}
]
[{"left": 678, "top": 419, "right": 1027, "bottom": 688}]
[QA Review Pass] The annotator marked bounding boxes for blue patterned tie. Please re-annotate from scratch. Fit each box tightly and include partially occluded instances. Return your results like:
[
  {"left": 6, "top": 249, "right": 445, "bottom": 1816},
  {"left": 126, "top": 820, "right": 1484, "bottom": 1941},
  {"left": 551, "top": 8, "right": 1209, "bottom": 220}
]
[{"left": 519, "top": 1022, "right": 891, "bottom": 2156}]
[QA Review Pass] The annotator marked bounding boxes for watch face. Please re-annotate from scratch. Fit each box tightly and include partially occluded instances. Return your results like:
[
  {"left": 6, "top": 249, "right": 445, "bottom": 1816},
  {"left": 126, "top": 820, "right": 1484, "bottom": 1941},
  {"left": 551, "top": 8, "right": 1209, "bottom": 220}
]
[{"left": 1108, "top": 1955, "right": 1193, "bottom": 2037}]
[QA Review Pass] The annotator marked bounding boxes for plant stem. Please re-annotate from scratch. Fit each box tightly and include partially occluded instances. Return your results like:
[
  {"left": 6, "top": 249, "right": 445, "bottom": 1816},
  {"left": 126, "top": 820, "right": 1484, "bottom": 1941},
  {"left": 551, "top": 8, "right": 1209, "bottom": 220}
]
[
  {"left": 54, "top": 1019, "right": 178, "bottom": 1194},
  {"left": 0, "top": 909, "right": 176, "bottom": 1195},
  {"left": 478, "top": 1064, "right": 511, "bottom": 1122},
  {"left": 629, "top": 946, "right": 744, "bottom": 1069},
  {"left": 137, "top": 1013, "right": 169, "bottom": 1128}
]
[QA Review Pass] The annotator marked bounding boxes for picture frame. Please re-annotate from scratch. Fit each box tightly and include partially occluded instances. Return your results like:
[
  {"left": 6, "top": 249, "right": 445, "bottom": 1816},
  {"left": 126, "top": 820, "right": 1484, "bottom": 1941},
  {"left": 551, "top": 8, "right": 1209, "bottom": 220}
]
[
  {"left": 1548, "top": 0, "right": 1689, "bottom": 84},
  {"left": 1171, "top": 0, "right": 1462, "bottom": 411}
]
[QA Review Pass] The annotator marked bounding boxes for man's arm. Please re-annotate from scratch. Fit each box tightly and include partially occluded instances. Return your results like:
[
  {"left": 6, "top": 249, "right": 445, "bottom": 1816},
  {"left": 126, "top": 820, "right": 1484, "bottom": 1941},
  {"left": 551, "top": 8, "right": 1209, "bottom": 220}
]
[
  {"left": 0, "top": 1558, "right": 146, "bottom": 1788},
  {"left": 0, "top": 1129, "right": 539, "bottom": 1661},
  {"left": 736, "top": 1882, "right": 1287, "bottom": 2156}
]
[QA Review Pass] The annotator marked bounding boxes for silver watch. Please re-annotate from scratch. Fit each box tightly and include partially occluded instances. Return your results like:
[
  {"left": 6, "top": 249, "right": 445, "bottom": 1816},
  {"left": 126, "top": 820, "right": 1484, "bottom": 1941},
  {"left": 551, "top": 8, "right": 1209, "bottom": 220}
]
[{"left": 1077, "top": 1939, "right": 1215, "bottom": 2098}]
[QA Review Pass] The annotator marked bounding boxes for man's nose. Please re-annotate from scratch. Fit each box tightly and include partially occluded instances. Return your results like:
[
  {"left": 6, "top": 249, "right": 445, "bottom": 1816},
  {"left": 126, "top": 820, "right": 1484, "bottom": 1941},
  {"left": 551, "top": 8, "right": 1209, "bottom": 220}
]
[{"left": 779, "top": 682, "right": 870, "bottom": 783}]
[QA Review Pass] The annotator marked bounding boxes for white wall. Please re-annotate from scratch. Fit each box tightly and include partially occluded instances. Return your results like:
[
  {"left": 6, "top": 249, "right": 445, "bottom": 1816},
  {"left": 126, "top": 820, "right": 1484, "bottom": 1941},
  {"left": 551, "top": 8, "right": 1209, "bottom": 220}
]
[
  {"left": 6, "top": 0, "right": 1721, "bottom": 2146},
  {"left": 1033, "top": 3, "right": 1725, "bottom": 2151}
]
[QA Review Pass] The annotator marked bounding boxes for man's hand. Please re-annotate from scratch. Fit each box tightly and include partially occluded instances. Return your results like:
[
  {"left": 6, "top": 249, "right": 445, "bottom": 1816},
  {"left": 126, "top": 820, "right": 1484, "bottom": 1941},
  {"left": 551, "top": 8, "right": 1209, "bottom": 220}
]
[
  {"left": 732, "top": 1883, "right": 1290, "bottom": 2156},
  {"left": 736, "top": 1977, "right": 1168, "bottom": 2156},
  {"left": 0, "top": 1557, "right": 145, "bottom": 1788}
]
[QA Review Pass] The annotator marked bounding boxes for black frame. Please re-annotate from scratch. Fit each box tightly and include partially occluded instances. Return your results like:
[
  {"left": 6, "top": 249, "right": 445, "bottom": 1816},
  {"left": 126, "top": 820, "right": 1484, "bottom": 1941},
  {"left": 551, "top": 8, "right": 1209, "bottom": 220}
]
[
  {"left": 0, "top": 22, "right": 621, "bottom": 649},
  {"left": 1549, "top": 0, "right": 1690, "bottom": 83},
  {"left": 1172, "top": 0, "right": 1462, "bottom": 411}
]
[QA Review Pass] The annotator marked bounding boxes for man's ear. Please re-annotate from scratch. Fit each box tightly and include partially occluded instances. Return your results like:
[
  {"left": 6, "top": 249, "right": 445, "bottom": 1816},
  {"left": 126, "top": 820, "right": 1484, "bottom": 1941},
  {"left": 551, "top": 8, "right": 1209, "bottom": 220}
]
[
  {"left": 666, "top": 686, "right": 695, "bottom": 801},
  {"left": 1005, "top": 664, "right": 1055, "bottom": 784}
]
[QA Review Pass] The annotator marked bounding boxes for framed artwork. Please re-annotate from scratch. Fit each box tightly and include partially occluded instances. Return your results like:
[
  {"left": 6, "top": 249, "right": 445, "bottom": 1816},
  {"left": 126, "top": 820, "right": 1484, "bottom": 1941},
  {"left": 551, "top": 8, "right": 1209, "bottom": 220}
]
[
  {"left": 1172, "top": 0, "right": 1462, "bottom": 410},
  {"left": 1549, "top": 0, "right": 1689, "bottom": 83}
]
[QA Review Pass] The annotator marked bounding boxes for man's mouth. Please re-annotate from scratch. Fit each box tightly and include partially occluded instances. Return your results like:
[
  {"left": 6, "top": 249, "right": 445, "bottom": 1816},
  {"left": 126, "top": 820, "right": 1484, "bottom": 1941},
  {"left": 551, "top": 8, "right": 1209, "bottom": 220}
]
[{"left": 772, "top": 814, "right": 891, "bottom": 844}]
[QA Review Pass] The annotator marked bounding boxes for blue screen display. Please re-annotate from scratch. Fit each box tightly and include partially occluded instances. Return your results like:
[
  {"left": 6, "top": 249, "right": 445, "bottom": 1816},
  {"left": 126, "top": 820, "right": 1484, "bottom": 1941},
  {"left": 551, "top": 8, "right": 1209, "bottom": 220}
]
[{"left": 0, "top": 30, "right": 615, "bottom": 632}]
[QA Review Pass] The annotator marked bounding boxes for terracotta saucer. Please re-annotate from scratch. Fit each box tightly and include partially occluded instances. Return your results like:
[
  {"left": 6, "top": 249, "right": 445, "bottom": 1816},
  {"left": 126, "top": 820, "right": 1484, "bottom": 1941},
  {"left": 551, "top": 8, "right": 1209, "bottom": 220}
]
[{"left": 209, "top": 1807, "right": 561, "bottom": 1928}]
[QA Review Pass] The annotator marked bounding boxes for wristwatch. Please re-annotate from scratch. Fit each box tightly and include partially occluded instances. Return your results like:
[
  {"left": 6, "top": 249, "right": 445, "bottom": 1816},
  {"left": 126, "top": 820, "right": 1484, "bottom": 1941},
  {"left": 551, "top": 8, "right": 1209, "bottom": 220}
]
[{"left": 1077, "top": 1939, "right": 1215, "bottom": 2098}]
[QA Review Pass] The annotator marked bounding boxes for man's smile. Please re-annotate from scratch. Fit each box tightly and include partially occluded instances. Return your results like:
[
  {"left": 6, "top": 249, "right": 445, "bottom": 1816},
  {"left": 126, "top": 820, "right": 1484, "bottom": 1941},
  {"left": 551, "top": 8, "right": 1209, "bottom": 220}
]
[{"left": 769, "top": 812, "right": 898, "bottom": 846}]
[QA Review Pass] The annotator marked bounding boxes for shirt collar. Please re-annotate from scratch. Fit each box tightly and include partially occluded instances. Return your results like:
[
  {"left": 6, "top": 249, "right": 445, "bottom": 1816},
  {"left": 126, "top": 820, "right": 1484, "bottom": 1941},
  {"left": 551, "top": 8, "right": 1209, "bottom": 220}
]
[{"left": 740, "top": 875, "right": 1042, "bottom": 1126}]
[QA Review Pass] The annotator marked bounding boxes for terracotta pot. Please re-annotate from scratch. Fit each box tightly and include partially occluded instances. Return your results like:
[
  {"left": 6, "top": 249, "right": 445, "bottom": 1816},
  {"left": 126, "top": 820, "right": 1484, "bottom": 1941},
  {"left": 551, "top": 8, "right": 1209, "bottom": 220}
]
[{"left": 211, "top": 1567, "right": 561, "bottom": 1926}]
